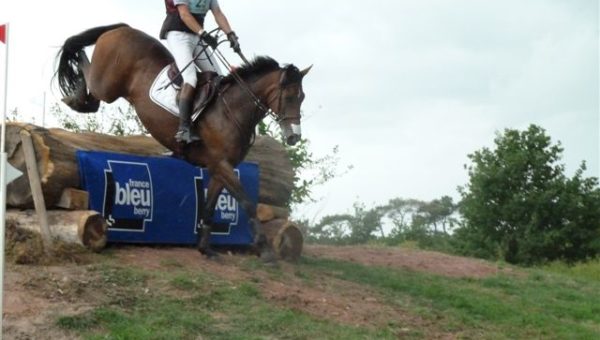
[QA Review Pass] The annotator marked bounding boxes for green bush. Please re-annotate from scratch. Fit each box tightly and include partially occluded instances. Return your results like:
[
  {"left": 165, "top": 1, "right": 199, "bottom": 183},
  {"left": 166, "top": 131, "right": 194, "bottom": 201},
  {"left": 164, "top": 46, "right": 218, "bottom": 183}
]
[{"left": 456, "top": 125, "right": 600, "bottom": 265}]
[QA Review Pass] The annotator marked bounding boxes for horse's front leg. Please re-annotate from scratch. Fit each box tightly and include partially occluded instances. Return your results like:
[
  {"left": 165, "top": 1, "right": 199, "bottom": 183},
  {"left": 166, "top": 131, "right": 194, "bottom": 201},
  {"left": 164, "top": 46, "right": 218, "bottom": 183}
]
[
  {"left": 212, "top": 160, "right": 277, "bottom": 264},
  {"left": 197, "top": 177, "right": 223, "bottom": 258}
]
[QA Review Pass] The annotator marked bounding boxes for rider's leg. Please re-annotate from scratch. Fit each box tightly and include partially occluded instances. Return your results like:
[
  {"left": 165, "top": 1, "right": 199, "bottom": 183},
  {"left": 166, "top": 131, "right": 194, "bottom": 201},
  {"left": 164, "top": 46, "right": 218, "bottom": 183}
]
[
  {"left": 191, "top": 42, "right": 224, "bottom": 114},
  {"left": 166, "top": 31, "right": 201, "bottom": 143},
  {"left": 194, "top": 41, "right": 224, "bottom": 76},
  {"left": 175, "top": 83, "right": 200, "bottom": 143}
]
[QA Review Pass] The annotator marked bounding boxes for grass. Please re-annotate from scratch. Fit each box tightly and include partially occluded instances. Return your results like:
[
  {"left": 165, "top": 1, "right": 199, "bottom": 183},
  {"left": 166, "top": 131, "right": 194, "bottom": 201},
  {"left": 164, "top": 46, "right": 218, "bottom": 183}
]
[
  {"left": 55, "top": 252, "right": 600, "bottom": 339},
  {"left": 542, "top": 259, "right": 600, "bottom": 282},
  {"left": 299, "top": 257, "right": 600, "bottom": 339},
  {"left": 57, "top": 264, "right": 395, "bottom": 340}
]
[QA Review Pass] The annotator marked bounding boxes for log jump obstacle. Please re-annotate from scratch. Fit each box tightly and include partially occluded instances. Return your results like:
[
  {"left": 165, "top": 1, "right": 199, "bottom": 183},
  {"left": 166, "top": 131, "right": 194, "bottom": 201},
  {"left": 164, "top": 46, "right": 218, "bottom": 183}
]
[{"left": 2, "top": 122, "right": 303, "bottom": 259}]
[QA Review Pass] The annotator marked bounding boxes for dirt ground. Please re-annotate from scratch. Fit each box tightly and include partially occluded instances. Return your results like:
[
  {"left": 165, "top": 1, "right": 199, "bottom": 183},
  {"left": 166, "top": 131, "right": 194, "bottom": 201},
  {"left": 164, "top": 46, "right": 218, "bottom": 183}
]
[
  {"left": 304, "top": 244, "right": 511, "bottom": 278},
  {"left": 2, "top": 243, "right": 509, "bottom": 339}
]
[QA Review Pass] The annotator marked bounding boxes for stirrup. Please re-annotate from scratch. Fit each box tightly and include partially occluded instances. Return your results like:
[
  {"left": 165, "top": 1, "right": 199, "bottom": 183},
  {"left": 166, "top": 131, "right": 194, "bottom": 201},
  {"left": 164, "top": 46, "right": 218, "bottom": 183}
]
[{"left": 175, "top": 128, "right": 201, "bottom": 144}]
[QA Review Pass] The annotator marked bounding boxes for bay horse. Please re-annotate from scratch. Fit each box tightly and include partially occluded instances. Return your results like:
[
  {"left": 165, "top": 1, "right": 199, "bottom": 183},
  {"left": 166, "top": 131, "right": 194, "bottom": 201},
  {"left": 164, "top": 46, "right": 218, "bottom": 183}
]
[{"left": 55, "top": 23, "right": 311, "bottom": 262}]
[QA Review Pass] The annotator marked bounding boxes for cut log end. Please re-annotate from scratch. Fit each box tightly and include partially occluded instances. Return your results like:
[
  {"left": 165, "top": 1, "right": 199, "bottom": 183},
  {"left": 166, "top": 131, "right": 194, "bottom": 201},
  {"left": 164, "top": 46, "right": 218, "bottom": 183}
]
[
  {"left": 262, "top": 219, "right": 304, "bottom": 261},
  {"left": 6, "top": 210, "right": 107, "bottom": 252},
  {"left": 79, "top": 213, "right": 108, "bottom": 252},
  {"left": 57, "top": 188, "right": 89, "bottom": 210}
]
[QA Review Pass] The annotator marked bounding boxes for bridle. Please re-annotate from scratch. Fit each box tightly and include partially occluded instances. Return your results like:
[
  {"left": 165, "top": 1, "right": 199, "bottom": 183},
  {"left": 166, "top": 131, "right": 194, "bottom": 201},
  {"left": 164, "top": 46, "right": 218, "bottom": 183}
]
[
  {"left": 210, "top": 39, "right": 300, "bottom": 124},
  {"left": 271, "top": 66, "right": 303, "bottom": 123}
]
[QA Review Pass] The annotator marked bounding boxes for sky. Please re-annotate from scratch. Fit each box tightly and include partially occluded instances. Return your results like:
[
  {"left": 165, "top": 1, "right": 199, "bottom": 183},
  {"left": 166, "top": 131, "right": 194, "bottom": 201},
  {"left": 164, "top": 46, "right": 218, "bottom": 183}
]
[{"left": 0, "top": 0, "right": 598, "bottom": 222}]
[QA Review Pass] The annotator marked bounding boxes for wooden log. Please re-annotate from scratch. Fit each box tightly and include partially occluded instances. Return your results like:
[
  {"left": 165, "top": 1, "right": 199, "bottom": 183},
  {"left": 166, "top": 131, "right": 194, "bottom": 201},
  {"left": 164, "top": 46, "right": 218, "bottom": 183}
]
[
  {"left": 257, "top": 203, "right": 290, "bottom": 222},
  {"left": 262, "top": 219, "right": 304, "bottom": 261},
  {"left": 4, "top": 122, "right": 168, "bottom": 209},
  {"left": 56, "top": 188, "right": 89, "bottom": 210},
  {"left": 5, "top": 210, "right": 107, "bottom": 252},
  {"left": 3, "top": 122, "right": 295, "bottom": 208},
  {"left": 245, "top": 136, "right": 295, "bottom": 207}
]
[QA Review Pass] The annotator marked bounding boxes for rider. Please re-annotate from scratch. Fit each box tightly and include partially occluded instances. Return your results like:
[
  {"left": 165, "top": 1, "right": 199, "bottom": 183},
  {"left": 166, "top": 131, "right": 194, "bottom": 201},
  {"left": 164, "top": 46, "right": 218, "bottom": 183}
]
[{"left": 160, "top": 0, "right": 241, "bottom": 144}]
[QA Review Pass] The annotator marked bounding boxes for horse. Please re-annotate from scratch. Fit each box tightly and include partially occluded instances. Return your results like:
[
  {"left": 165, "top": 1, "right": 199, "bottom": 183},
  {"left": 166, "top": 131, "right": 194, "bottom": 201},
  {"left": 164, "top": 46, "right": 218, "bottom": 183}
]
[{"left": 55, "top": 23, "right": 311, "bottom": 262}]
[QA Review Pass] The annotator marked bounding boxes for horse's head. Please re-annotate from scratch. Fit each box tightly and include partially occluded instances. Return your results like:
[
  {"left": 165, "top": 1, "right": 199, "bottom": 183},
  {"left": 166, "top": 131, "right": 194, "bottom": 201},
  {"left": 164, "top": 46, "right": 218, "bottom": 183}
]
[
  {"left": 270, "top": 64, "right": 312, "bottom": 146},
  {"left": 222, "top": 57, "right": 312, "bottom": 146}
]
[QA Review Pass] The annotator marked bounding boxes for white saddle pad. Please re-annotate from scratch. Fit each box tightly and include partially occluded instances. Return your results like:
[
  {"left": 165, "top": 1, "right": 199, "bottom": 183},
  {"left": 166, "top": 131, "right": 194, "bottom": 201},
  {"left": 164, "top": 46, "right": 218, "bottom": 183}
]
[{"left": 149, "top": 66, "right": 180, "bottom": 118}]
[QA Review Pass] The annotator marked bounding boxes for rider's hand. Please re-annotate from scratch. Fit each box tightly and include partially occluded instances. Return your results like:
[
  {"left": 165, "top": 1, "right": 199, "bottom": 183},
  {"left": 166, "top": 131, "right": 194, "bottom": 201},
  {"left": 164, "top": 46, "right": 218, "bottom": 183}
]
[
  {"left": 200, "top": 31, "right": 218, "bottom": 49},
  {"left": 227, "top": 31, "right": 241, "bottom": 53}
]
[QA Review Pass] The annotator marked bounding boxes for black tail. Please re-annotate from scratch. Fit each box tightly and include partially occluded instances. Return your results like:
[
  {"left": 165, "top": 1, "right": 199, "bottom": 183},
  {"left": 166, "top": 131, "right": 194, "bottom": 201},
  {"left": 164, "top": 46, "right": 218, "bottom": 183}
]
[{"left": 55, "top": 23, "right": 129, "bottom": 99}]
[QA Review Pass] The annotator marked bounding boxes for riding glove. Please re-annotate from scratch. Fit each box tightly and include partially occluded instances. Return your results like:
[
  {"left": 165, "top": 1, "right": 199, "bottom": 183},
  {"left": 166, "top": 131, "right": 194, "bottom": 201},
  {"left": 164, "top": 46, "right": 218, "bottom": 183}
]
[
  {"left": 227, "top": 31, "right": 241, "bottom": 53},
  {"left": 200, "top": 31, "right": 218, "bottom": 49}
]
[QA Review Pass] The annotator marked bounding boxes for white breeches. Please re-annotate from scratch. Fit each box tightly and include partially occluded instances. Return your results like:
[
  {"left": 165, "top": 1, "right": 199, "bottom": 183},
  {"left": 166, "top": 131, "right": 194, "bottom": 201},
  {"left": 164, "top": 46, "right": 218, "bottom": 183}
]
[{"left": 165, "top": 31, "right": 223, "bottom": 87}]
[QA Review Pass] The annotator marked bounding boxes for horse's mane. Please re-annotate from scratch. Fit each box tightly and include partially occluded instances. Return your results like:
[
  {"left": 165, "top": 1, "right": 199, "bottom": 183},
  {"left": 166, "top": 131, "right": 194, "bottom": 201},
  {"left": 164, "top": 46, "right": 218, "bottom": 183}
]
[{"left": 223, "top": 56, "right": 280, "bottom": 84}]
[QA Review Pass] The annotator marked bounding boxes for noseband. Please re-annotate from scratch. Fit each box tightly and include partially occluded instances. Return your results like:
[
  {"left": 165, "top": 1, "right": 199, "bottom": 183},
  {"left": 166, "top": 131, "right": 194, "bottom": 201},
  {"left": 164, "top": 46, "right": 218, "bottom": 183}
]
[{"left": 266, "top": 87, "right": 300, "bottom": 123}]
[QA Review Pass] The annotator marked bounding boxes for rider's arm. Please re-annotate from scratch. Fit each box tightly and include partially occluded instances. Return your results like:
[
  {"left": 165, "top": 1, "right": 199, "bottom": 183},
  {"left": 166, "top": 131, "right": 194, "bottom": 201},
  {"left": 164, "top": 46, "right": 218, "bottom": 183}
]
[
  {"left": 211, "top": 5, "right": 233, "bottom": 34},
  {"left": 176, "top": 5, "right": 205, "bottom": 35}
]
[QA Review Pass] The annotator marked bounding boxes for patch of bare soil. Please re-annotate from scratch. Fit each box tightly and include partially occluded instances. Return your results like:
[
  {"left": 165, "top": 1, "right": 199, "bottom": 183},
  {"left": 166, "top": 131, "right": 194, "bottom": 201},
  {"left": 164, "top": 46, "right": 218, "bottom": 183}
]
[
  {"left": 3, "top": 264, "right": 98, "bottom": 339},
  {"left": 305, "top": 244, "right": 510, "bottom": 278},
  {"left": 2, "top": 222, "right": 101, "bottom": 339}
]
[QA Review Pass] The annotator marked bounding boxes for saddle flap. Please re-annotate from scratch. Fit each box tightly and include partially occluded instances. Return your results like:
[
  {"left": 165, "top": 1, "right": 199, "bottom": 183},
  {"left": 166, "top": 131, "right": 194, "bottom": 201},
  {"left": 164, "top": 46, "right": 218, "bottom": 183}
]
[
  {"left": 191, "top": 72, "right": 221, "bottom": 122},
  {"left": 150, "top": 65, "right": 222, "bottom": 122}
]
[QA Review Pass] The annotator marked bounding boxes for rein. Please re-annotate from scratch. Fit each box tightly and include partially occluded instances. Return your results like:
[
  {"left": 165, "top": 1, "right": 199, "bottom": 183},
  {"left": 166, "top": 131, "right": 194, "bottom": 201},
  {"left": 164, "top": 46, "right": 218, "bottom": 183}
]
[
  {"left": 210, "top": 43, "right": 286, "bottom": 149},
  {"left": 218, "top": 81, "right": 259, "bottom": 151},
  {"left": 191, "top": 31, "right": 300, "bottom": 150},
  {"left": 214, "top": 48, "right": 302, "bottom": 124},
  {"left": 209, "top": 32, "right": 303, "bottom": 124},
  {"left": 212, "top": 47, "right": 278, "bottom": 120}
]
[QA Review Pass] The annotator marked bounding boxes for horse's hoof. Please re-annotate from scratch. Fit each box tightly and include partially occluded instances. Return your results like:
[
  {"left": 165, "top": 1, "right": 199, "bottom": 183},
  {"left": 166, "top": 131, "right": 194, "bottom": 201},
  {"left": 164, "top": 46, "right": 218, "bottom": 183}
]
[
  {"left": 260, "top": 249, "right": 278, "bottom": 266},
  {"left": 199, "top": 247, "right": 220, "bottom": 259}
]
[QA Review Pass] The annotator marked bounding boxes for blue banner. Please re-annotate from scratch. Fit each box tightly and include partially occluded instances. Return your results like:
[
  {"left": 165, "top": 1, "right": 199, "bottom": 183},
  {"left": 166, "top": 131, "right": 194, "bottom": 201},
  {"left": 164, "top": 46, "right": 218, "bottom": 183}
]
[{"left": 76, "top": 151, "right": 258, "bottom": 246}]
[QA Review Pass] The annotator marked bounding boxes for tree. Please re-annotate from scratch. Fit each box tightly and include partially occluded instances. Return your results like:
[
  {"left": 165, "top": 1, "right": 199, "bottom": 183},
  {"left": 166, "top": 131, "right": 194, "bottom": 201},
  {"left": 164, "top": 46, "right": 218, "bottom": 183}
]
[
  {"left": 307, "top": 196, "right": 459, "bottom": 247},
  {"left": 379, "top": 197, "right": 457, "bottom": 250},
  {"left": 308, "top": 214, "right": 353, "bottom": 244},
  {"left": 51, "top": 103, "right": 147, "bottom": 136},
  {"left": 416, "top": 196, "right": 457, "bottom": 234},
  {"left": 380, "top": 198, "right": 422, "bottom": 243},
  {"left": 456, "top": 125, "right": 600, "bottom": 264},
  {"left": 258, "top": 120, "right": 352, "bottom": 206},
  {"left": 308, "top": 202, "right": 383, "bottom": 245}
]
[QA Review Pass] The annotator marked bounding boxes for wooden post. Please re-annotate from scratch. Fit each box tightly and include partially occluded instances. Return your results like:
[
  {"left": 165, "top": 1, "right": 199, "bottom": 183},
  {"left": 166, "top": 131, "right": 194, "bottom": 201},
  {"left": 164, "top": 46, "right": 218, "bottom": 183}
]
[{"left": 20, "top": 131, "right": 53, "bottom": 254}]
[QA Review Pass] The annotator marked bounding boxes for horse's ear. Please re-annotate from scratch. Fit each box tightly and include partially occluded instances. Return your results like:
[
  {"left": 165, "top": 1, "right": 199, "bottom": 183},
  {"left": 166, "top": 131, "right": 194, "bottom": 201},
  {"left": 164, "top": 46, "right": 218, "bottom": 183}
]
[{"left": 300, "top": 65, "right": 313, "bottom": 77}]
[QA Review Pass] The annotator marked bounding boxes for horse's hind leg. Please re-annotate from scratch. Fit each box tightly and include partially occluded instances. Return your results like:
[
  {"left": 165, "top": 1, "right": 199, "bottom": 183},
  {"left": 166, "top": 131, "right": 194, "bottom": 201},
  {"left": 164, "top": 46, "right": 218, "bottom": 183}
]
[{"left": 61, "top": 53, "right": 100, "bottom": 113}]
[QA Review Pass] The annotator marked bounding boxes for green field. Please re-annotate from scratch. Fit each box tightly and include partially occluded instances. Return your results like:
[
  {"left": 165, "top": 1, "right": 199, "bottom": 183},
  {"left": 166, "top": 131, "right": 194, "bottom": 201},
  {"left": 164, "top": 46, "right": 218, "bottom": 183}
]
[{"left": 51, "top": 251, "right": 600, "bottom": 339}]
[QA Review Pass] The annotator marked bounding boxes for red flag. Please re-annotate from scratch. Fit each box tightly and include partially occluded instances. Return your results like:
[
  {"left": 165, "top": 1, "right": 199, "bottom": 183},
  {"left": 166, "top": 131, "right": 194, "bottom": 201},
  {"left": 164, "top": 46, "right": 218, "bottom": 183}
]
[{"left": 0, "top": 24, "right": 5, "bottom": 44}]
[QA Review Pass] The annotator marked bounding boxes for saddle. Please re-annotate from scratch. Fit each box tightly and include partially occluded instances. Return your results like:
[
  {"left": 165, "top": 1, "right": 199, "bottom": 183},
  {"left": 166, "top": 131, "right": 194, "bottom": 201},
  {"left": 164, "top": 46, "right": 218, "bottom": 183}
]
[{"left": 167, "top": 63, "right": 222, "bottom": 119}]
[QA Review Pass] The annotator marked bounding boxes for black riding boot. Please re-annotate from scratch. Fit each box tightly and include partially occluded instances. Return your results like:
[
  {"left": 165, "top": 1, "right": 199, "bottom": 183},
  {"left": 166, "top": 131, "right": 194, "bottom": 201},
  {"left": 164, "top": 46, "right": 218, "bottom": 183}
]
[{"left": 175, "top": 84, "right": 201, "bottom": 144}]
